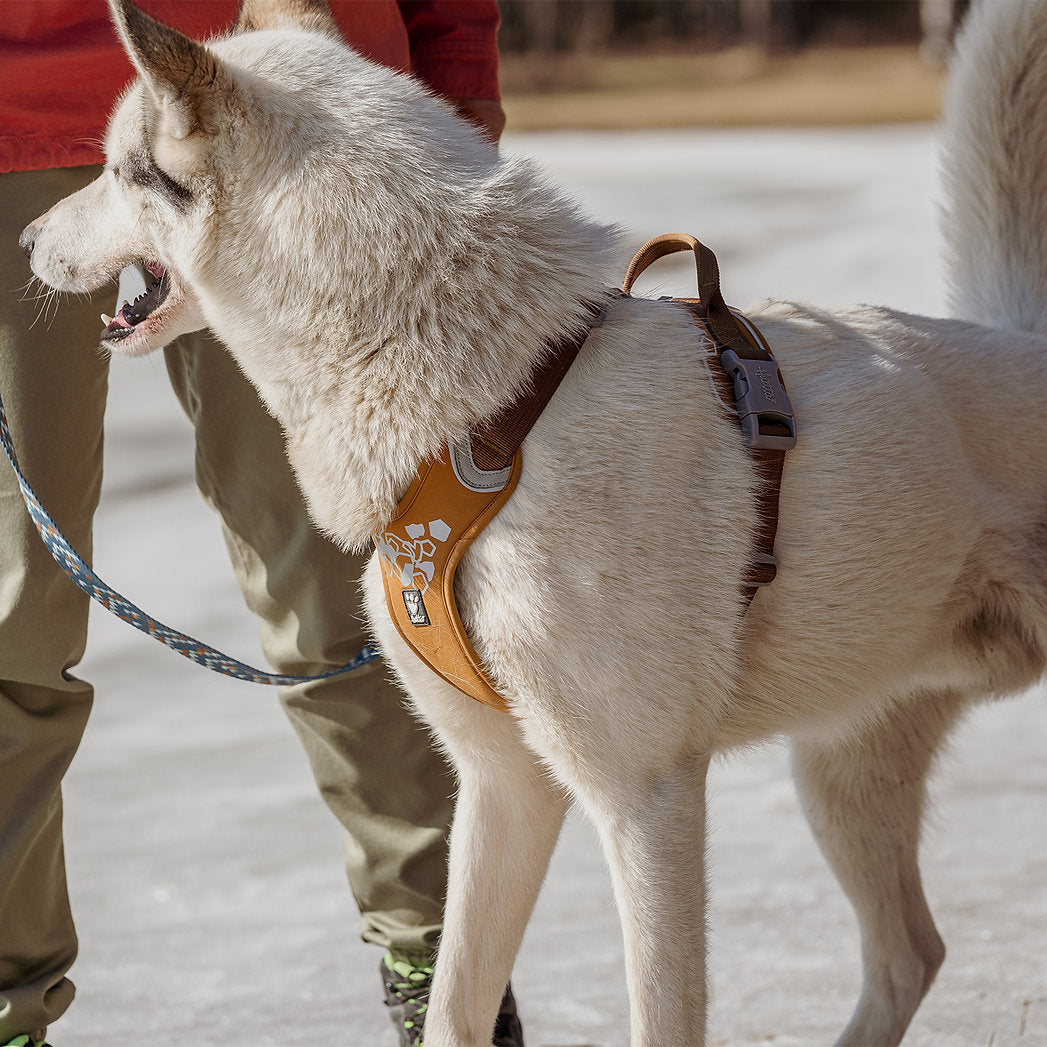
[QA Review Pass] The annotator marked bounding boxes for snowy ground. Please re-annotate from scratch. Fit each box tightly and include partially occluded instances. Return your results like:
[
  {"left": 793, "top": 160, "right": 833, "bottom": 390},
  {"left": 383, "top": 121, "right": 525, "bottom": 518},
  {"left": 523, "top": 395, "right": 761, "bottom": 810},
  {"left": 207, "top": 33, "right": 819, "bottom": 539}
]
[{"left": 48, "top": 126, "right": 1045, "bottom": 1047}]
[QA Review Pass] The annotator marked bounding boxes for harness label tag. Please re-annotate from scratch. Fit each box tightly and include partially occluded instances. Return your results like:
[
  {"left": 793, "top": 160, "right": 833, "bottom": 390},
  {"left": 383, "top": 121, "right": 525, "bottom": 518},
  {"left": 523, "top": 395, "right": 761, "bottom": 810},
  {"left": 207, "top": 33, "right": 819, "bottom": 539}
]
[{"left": 402, "top": 588, "right": 431, "bottom": 626}]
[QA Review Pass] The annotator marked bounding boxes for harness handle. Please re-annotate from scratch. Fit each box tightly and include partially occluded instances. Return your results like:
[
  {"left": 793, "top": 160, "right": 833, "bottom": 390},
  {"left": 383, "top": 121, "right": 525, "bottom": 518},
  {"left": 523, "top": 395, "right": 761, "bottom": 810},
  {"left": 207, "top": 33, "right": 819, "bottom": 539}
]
[{"left": 622, "top": 232, "right": 751, "bottom": 354}]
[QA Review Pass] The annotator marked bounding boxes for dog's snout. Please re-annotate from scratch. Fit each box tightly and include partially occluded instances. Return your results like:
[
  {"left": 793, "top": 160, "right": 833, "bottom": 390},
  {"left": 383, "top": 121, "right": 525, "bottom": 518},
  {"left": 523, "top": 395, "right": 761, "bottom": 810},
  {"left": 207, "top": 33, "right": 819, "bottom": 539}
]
[{"left": 18, "top": 223, "right": 37, "bottom": 261}]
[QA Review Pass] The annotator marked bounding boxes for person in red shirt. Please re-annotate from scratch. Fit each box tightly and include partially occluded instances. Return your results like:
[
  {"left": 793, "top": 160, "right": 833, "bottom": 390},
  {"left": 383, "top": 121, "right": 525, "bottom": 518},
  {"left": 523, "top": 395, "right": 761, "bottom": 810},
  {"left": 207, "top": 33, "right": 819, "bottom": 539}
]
[{"left": 0, "top": 4, "right": 520, "bottom": 1046}]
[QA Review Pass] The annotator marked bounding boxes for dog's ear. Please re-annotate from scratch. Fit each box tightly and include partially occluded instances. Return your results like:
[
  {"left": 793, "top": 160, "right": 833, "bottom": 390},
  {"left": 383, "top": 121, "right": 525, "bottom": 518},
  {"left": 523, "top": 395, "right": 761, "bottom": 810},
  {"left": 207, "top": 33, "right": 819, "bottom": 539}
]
[
  {"left": 108, "top": 0, "right": 232, "bottom": 141},
  {"left": 233, "top": 0, "right": 338, "bottom": 35}
]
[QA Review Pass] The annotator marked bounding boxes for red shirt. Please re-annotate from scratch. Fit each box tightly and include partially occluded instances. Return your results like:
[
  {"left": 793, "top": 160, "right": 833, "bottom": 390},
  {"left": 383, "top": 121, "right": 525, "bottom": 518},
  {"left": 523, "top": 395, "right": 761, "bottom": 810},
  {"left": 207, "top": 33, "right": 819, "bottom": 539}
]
[{"left": 0, "top": 0, "right": 500, "bottom": 173}]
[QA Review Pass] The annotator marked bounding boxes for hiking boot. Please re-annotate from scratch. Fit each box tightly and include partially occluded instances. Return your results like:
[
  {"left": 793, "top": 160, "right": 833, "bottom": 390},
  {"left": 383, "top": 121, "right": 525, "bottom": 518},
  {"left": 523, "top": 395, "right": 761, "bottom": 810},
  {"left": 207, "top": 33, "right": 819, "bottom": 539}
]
[
  {"left": 491, "top": 983, "right": 525, "bottom": 1047},
  {"left": 380, "top": 954, "right": 525, "bottom": 1046},
  {"left": 381, "top": 954, "right": 432, "bottom": 1047}
]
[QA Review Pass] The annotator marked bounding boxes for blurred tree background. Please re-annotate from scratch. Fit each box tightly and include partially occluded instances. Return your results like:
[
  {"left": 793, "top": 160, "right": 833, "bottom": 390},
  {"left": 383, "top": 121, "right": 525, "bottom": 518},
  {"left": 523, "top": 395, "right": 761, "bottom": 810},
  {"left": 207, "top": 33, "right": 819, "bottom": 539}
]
[{"left": 497, "top": 0, "right": 970, "bottom": 129}]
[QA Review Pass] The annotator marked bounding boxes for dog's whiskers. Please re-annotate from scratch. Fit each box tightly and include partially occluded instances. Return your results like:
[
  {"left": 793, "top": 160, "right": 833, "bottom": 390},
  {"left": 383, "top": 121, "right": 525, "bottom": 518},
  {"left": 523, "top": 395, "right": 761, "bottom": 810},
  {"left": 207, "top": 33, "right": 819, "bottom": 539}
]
[
  {"left": 21, "top": 278, "right": 65, "bottom": 330},
  {"left": 27, "top": 283, "right": 57, "bottom": 330}
]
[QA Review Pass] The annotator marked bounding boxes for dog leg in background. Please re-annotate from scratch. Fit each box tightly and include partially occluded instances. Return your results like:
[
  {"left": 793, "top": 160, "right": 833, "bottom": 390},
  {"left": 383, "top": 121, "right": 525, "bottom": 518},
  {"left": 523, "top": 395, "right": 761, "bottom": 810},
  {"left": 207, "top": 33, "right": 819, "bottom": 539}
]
[
  {"left": 791, "top": 692, "right": 969, "bottom": 1047},
  {"left": 586, "top": 755, "right": 711, "bottom": 1046},
  {"left": 422, "top": 709, "right": 570, "bottom": 1047}
]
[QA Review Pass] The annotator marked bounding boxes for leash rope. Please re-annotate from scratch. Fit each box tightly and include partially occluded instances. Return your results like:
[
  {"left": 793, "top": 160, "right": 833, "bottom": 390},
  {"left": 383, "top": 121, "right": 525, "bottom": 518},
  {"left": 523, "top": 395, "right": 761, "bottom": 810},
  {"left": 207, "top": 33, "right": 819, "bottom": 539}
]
[{"left": 0, "top": 388, "right": 379, "bottom": 686}]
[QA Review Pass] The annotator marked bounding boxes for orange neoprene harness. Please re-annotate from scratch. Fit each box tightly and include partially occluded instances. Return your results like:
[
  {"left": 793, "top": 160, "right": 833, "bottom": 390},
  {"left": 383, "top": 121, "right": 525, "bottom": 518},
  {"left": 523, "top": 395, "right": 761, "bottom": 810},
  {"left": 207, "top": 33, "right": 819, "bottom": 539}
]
[
  {"left": 374, "top": 234, "right": 796, "bottom": 714},
  {"left": 373, "top": 439, "right": 523, "bottom": 712}
]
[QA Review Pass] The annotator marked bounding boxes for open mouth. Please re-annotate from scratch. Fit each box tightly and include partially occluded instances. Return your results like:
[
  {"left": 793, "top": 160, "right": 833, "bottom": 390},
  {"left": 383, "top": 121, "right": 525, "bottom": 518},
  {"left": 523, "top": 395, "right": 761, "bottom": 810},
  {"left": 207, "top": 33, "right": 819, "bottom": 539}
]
[{"left": 101, "top": 260, "right": 170, "bottom": 342}]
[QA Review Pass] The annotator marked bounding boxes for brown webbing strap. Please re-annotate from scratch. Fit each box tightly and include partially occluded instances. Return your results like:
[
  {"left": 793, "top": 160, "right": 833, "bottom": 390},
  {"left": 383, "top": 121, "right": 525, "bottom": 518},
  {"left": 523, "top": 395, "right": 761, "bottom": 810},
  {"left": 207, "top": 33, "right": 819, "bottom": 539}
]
[
  {"left": 470, "top": 301, "right": 604, "bottom": 471},
  {"left": 623, "top": 233, "right": 796, "bottom": 610},
  {"left": 624, "top": 232, "right": 741, "bottom": 349}
]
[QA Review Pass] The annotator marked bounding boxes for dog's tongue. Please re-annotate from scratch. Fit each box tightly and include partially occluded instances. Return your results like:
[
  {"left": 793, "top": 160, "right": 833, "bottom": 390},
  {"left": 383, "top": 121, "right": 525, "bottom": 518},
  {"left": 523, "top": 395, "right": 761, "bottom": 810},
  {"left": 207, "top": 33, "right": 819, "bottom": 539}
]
[
  {"left": 102, "top": 311, "right": 134, "bottom": 334},
  {"left": 100, "top": 301, "right": 138, "bottom": 334},
  {"left": 100, "top": 262, "right": 168, "bottom": 340}
]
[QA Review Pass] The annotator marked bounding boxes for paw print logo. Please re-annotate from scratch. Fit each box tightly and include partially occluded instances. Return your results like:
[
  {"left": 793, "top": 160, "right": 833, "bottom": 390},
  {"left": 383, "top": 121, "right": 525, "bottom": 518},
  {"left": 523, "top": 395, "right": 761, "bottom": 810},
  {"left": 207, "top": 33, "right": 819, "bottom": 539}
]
[{"left": 375, "top": 518, "right": 451, "bottom": 594}]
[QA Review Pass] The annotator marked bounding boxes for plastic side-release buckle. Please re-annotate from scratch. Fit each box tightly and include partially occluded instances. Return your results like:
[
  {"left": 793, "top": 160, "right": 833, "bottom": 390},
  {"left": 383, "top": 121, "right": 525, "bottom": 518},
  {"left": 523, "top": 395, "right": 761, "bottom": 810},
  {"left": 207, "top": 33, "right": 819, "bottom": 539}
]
[{"left": 718, "top": 349, "right": 797, "bottom": 451}]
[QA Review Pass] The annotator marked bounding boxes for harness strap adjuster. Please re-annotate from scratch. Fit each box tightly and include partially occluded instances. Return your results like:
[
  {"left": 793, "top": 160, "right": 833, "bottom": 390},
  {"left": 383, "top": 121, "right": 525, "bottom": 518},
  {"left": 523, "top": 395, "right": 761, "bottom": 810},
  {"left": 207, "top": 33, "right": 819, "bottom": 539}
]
[{"left": 751, "top": 551, "right": 780, "bottom": 586}]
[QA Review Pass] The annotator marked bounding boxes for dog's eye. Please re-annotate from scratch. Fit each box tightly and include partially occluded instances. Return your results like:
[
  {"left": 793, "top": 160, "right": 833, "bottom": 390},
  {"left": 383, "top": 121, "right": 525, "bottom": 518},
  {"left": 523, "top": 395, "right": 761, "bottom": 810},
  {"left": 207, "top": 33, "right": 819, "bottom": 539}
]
[{"left": 130, "top": 155, "right": 193, "bottom": 208}]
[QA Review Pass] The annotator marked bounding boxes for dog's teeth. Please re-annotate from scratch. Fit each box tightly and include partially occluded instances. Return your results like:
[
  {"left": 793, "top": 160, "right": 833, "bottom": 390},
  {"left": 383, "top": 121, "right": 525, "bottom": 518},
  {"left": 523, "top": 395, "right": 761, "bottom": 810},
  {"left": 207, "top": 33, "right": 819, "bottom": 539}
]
[{"left": 101, "top": 313, "right": 113, "bottom": 326}]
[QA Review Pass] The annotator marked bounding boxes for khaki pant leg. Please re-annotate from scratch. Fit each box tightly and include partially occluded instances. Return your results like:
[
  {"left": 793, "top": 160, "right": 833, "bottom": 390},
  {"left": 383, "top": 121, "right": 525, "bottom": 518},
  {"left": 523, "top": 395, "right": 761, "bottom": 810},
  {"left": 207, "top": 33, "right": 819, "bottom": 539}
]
[
  {"left": 163, "top": 336, "right": 452, "bottom": 960},
  {"left": 0, "top": 167, "right": 109, "bottom": 1039}
]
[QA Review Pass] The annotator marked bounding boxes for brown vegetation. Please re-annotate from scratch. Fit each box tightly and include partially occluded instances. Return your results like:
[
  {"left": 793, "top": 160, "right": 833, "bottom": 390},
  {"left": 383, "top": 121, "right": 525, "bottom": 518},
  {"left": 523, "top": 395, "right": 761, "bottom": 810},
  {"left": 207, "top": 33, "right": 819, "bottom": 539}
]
[{"left": 501, "top": 44, "right": 945, "bottom": 131}]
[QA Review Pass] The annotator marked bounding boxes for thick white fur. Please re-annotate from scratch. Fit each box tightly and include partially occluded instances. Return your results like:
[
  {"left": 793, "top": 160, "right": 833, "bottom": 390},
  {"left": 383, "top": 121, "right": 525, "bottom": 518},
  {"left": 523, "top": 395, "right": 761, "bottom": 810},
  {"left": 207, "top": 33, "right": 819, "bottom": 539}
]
[{"left": 21, "top": 1, "right": 1047, "bottom": 1043}]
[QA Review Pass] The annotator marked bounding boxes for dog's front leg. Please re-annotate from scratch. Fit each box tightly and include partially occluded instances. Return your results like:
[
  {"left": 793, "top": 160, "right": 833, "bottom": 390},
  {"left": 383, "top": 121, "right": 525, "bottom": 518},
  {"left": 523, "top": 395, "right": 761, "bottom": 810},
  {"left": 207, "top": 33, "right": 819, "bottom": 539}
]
[
  {"left": 423, "top": 704, "right": 569, "bottom": 1047},
  {"left": 584, "top": 752, "right": 712, "bottom": 1046}
]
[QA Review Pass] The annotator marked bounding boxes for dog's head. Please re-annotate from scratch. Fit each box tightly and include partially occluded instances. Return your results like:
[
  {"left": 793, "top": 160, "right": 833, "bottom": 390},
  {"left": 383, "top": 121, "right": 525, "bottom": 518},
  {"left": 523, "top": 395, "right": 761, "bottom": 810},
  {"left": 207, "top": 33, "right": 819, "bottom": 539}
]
[
  {"left": 22, "top": 0, "right": 310, "bottom": 354},
  {"left": 20, "top": 0, "right": 494, "bottom": 360}
]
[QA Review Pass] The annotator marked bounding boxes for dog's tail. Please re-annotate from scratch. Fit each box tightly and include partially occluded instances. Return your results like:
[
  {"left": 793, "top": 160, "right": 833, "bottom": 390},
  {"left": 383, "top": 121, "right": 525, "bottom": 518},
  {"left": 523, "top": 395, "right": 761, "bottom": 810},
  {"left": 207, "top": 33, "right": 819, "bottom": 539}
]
[{"left": 940, "top": 0, "right": 1047, "bottom": 336}]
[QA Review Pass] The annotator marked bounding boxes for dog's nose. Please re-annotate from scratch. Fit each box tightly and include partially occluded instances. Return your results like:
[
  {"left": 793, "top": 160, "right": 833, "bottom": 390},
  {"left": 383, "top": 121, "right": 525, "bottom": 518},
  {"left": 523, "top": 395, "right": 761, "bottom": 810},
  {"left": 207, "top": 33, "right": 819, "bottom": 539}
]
[{"left": 18, "top": 224, "right": 37, "bottom": 260}]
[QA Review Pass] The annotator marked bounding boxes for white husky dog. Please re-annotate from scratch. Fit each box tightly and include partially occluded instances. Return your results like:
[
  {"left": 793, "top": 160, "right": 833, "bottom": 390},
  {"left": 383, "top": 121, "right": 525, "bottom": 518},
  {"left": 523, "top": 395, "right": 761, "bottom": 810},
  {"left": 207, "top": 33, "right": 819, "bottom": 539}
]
[{"left": 19, "top": 0, "right": 1047, "bottom": 1043}]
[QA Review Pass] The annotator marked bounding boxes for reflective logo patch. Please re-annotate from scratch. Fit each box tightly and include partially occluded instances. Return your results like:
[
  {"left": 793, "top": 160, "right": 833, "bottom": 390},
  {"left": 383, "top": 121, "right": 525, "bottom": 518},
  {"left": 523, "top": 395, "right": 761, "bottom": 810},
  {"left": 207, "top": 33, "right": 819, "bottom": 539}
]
[
  {"left": 375, "top": 518, "right": 451, "bottom": 595},
  {"left": 402, "top": 588, "right": 431, "bottom": 627}
]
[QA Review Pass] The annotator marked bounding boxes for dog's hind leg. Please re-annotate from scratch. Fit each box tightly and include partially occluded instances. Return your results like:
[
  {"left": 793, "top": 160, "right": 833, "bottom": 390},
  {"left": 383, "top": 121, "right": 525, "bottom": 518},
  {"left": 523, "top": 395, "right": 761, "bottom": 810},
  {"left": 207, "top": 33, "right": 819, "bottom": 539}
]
[
  {"left": 422, "top": 706, "right": 570, "bottom": 1047},
  {"left": 580, "top": 752, "right": 712, "bottom": 1047},
  {"left": 791, "top": 691, "right": 968, "bottom": 1046}
]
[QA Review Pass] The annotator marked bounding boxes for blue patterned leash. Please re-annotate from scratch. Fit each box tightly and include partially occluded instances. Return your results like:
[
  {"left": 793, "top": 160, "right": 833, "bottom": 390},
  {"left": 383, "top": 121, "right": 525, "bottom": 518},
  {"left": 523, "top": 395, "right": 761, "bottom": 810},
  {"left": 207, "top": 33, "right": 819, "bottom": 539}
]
[{"left": 0, "top": 387, "right": 380, "bottom": 685}]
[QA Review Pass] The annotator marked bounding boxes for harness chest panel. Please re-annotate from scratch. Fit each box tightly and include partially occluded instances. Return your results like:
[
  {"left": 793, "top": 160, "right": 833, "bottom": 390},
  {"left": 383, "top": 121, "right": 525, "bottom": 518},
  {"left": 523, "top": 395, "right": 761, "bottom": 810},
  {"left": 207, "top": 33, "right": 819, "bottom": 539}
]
[{"left": 374, "top": 442, "right": 520, "bottom": 714}]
